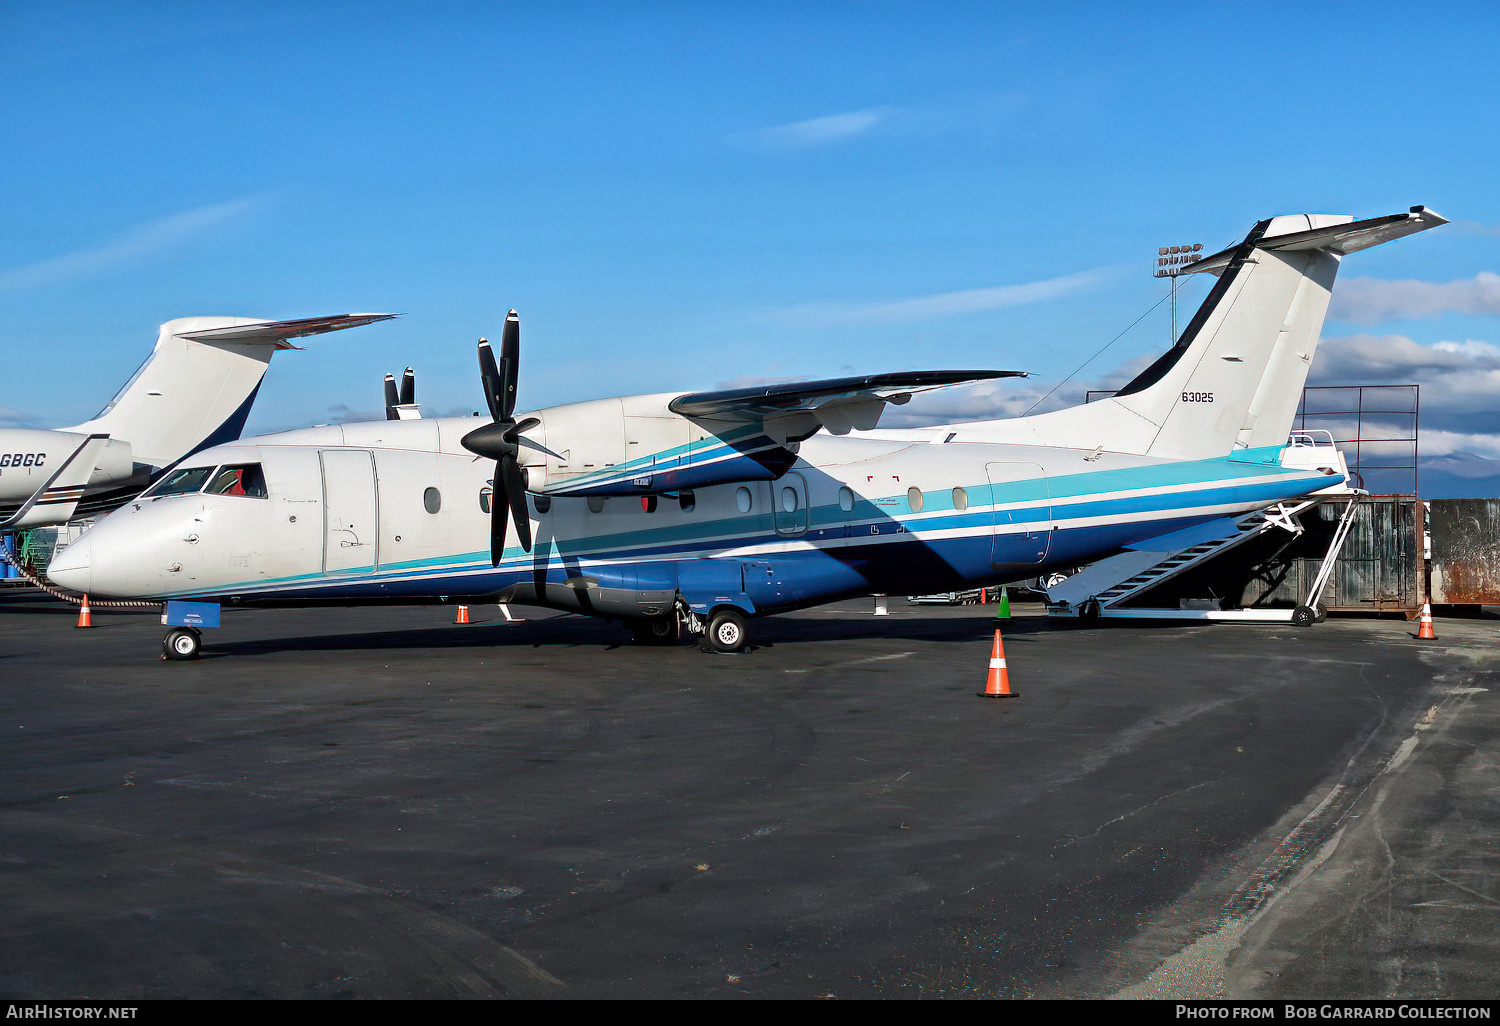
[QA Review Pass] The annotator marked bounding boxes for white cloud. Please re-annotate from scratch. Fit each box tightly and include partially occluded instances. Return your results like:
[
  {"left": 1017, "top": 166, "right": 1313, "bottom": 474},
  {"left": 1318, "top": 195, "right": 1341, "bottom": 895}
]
[
  {"left": 1328, "top": 272, "right": 1500, "bottom": 324},
  {"left": 768, "top": 267, "right": 1118, "bottom": 327},
  {"left": 1311, "top": 334, "right": 1500, "bottom": 410},
  {"left": 0, "top": 405, "right": 44, "bottom": 429},
  {"left": 0, "top": 197, "right": 265, "bottom": 292},
  {"left": 725, "top": 107, "right": 893, "bottom": 151}
]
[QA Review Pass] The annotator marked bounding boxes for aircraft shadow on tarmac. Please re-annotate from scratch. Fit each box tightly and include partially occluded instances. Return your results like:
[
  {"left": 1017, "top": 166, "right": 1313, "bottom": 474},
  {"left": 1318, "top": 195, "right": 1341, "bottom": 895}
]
[{"left": 188, "top": 607, "right": 1210, "bottom": 659}]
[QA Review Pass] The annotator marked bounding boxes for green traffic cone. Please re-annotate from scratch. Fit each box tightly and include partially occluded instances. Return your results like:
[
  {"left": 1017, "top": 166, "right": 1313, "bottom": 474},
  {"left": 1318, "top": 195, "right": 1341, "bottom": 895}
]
[{"left": 995, "top": 586, "right": 1011, "bottom": 619}]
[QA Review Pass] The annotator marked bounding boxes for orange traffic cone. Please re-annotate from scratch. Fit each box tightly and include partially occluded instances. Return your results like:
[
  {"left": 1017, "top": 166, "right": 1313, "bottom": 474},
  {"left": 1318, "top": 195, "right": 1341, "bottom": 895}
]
[
  {"left": 1417, "top": 602, "right": 1436, "bottom": 640},
  {"left": 75, "top": 595, "right": 93, "bottom": 629},
  {"left": 454, "top": 604, "right": 471, "bottom": 625},
  {"left": 977, "top": 629, "right": 1016, "bottom": 698}
]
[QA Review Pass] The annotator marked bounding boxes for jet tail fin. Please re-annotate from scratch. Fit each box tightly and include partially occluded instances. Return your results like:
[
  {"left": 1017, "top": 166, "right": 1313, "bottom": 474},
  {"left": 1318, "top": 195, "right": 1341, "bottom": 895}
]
[
  {"left": 991, "top": 206, "right": 1445, "bottom": 460},
  {"left": 63, "top": 313, "right": 398, "bottom": 469}
]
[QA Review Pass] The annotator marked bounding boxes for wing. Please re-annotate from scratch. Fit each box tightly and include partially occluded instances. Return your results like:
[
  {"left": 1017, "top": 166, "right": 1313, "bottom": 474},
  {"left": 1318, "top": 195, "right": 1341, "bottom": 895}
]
[{"left": 669, "top": 369, "right": 1026, "bottom": 436}]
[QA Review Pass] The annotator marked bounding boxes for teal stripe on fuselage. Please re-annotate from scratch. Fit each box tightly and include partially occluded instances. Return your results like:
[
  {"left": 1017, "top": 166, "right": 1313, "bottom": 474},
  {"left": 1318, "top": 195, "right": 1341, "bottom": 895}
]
[{"left": 171, "top": 447, "right": 1334, "bottom": 601}]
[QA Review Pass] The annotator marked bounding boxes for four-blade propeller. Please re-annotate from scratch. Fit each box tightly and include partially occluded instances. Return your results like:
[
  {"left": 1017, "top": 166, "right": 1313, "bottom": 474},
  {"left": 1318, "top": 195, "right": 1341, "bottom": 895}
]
[
  {"left": 460, "top": 310, "right": 556, "bottom": 564},
  {"left": 383, "top": 367, "right": 415, "bottom": 420}
]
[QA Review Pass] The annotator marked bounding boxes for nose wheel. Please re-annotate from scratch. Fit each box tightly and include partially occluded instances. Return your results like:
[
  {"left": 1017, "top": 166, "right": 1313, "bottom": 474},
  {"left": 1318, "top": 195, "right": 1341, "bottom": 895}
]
[{"left": 161, "top": 627, "right": 203, "bottom": 661}]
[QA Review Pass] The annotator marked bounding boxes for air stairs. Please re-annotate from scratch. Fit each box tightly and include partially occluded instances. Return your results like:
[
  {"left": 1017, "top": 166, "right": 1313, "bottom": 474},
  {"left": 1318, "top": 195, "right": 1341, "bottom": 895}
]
[{"left": 1046, "top": 434, "right": 1363, "bottom": 625}]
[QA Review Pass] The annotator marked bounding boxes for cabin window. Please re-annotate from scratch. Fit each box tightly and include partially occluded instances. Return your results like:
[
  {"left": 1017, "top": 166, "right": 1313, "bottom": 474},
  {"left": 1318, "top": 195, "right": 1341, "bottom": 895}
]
[
  {"left": 206, "top": 464, "right": 268, "bottom": 499},
  {"left": 780, "top": 487, "right": 799, "bottom": 513},
  {"left": 735, "top": 487, "right": 752, "bottom": 513},
  {"left": 952, "top": 486, "right": 968, "bottom": 511},
  {"left": 838, "top": 486, "right": 854, "bottom": 513},
  {"left": 678, "top": 490, "right": 696, "bottom": 512},
  {"left": 908, "top": 486, "right": 924, "bottom": 513},
  {"left": 588, "top": 496, "right": 606, "bottom": 514},
  {"left": 479, "top": 487, "right": 492, "bottom": 514},
  {"left": 641, "top": 495, "right": 658, "bottom": 513},
  {"left": 423, "top": 487, "right": 441, "bottom": 514},
  {"left": 533, "top": 494, "right": 551, "bottom": 514},
  {"left": 145, "top": 466, "right": 214, "bottom": 497}
]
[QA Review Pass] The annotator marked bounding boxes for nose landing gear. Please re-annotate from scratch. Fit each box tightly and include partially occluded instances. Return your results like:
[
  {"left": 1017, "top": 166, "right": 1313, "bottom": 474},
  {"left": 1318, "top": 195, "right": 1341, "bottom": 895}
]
[{"left": 161, "top": 627, "right": 202, "bottom": 661}]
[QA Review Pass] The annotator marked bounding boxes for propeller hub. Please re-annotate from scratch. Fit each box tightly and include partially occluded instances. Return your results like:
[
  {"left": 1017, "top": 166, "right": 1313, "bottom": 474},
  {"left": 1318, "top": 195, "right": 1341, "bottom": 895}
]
[{"left": 461, "top": 420, "right": 518, "bottom": 461}]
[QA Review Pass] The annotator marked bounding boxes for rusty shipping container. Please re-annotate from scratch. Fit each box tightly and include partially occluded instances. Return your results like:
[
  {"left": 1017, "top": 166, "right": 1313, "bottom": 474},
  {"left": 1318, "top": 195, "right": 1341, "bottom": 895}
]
[{"left": 1428, "top": 499, "right": 1500, "bottom": 604}]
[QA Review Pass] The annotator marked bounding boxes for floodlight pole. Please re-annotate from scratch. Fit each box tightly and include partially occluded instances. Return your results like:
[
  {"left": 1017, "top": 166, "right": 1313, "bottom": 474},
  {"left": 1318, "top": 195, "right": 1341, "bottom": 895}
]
[
  {"left": 1155, "top": 242, "right": 1203, "bottom": 346},
  {"left": 1170, "top": 275, "right": 1178, "bottom": 344}
]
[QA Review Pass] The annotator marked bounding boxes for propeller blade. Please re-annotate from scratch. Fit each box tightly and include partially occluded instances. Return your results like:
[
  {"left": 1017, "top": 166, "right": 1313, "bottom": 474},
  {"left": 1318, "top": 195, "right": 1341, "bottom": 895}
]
[
  {"left": 489, "top": 466, "right": 509, "bottom": 567},
  {"left": 477, "top": 338, "right": 504, "bottom": 422},
  {"left": 384, "top": 374, "right": 399, "bottom": 421},
  {"left": 399, "top": 367, "right": 415, "bottom": 406},
  {"left": 498, "top": 310, "right": 520, "bottom": 421},
  {"left": 515, "top": 435, "right": 564, "bottom": 461},
  {"left": 500, "top": 453, "right": 532, "bottom": 553}
]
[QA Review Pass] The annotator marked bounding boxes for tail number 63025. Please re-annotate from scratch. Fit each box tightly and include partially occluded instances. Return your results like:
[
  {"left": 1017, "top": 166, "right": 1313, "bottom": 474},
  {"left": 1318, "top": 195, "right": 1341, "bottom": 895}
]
[{"left": 1181, "top": 391, "right": 1214, "bottom": 403}]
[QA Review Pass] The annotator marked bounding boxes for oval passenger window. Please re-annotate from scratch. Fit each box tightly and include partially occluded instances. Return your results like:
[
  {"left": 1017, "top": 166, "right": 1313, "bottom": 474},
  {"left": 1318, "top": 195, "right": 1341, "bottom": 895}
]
[
  {"left": 952, "top": 486, "right": 968, "bottom": 511},
  {"left": 423, "top": 487, "right": 441, "bottom": 514},
  {"left": 838, "top": 487, "right": 854, "bottom": 512},
  {"left": 781, "top": 487, "right": 798, "bottom": 513},
  {"left": 735, "top": 487, "right": 752, "bottom": 513},
  {"left": 907, "top": 486, "right": 924, "bottom": 513}
]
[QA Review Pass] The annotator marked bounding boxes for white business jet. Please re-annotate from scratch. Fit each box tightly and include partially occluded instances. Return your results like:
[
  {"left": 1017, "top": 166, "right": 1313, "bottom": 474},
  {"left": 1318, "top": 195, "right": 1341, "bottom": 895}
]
[
  {"left": 0, "top": 313, "right": 396, "bottom": 529},
  {"left": 47, "top": 207, "right": 1445, "bottom": 659}
]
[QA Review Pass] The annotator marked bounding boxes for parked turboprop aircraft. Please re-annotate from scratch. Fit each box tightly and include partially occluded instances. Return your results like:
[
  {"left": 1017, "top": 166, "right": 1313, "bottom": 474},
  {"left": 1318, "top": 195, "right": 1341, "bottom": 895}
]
[
  {"left": 48, "top": 207, "right": 1445, "bottom": 659},
  {"left": 0, "top": 313, "right": 397, "bottom": 529}
]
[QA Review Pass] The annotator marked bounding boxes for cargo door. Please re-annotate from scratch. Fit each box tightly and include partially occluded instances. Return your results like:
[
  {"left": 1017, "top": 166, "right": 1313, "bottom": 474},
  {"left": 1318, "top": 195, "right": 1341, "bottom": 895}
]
[
  {"left": 321, "top": 449, "right": 378, "bottom": 574},
  {"left": 986, "top": 462, "right": 1052, "bottom": 567}
]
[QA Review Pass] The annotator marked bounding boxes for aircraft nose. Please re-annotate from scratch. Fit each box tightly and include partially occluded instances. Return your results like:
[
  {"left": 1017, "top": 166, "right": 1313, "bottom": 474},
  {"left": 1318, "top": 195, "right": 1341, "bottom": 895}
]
[{"left": 46, "top": 535, "right": 92, "bottom": 594}]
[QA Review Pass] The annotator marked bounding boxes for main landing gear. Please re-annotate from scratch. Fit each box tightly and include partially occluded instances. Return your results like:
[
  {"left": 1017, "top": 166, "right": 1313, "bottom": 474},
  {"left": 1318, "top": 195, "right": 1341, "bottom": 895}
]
[
  {"left": 702, "top": 607, "right": 749, "bottom": 654},
  {"left": 628, "top": 614, "right": 681, "bottom": 646},
  {"left": 161, "top": 627, "right": 202, "bottom": 661},
  {"left": 626, "top": 603, "right": 752, "bottom": 654}
]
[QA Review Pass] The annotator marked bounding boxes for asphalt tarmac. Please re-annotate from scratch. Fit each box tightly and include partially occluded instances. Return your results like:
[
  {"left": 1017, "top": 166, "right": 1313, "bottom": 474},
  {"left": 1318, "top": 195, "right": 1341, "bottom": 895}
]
[{"left": 1, "top": 591, "right": 1496, "bottom": 1000}]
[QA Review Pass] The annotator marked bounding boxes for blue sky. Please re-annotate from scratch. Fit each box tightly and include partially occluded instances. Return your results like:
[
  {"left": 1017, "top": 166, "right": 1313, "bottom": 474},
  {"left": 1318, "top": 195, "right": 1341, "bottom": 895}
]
[{"left": 3, "top": 2, "right": 1498, "bottom": 490}]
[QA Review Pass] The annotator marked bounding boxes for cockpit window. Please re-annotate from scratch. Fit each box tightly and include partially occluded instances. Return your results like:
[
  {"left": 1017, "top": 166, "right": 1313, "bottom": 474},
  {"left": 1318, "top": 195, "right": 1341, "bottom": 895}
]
[
  {"left": 206, "top": 464, "right": 268, "bottom": 498},
  {"left": 144, "top": 466, "right": 215, "bottom": 497}
]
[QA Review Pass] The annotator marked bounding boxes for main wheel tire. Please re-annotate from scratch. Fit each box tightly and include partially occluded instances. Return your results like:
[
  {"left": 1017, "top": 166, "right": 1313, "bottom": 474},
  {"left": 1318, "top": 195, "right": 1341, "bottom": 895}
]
[
  {"left": 703, "top": 608, "right": 749, "bottom": 654},
  {"left": 162, "top": 627, "right": 202, "bottom": 661},
  {"left": 629, "top": 615, "right": 680, "bottom": 646},
  {"left": 1291, "top": 605, "right": 1317, "bottom": 627}
]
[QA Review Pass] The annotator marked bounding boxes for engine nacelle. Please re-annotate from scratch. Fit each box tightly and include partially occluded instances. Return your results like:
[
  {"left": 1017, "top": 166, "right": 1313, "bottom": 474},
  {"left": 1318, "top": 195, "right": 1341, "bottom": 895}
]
[{"left": 518, "top": 393, "right": 798, "bottom": 497}]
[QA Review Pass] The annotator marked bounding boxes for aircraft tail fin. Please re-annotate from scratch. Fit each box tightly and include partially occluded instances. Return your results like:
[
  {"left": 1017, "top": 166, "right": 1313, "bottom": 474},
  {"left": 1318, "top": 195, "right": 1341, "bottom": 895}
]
[
  {"left": 63, "top": 313, "right": 397, "bottom": 469},
  {"left": 1004, "top": 206, "right": 1446, "bottom": 460}
]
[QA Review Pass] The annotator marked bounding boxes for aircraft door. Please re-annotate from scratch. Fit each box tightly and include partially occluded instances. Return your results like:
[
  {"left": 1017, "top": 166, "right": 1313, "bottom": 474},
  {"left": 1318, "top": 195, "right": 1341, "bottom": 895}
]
[
  {"left": 321, "top": 449, "right": 379, "bottom": 574},
  {"left": 773, "top": 472, "right": 809, "bottom": 537},
  {"left": 985, "top": 462, "right": 1052, "bottom": 567}
]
